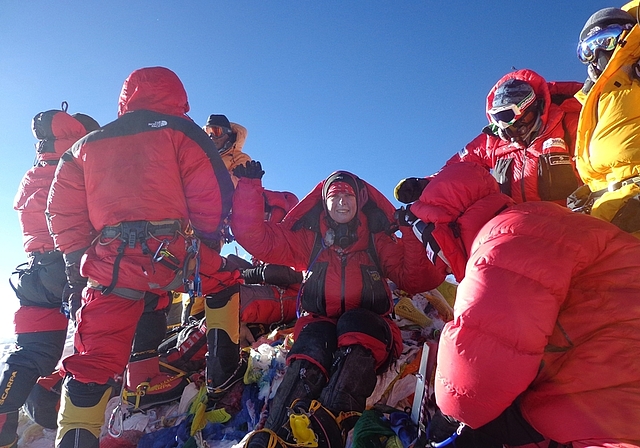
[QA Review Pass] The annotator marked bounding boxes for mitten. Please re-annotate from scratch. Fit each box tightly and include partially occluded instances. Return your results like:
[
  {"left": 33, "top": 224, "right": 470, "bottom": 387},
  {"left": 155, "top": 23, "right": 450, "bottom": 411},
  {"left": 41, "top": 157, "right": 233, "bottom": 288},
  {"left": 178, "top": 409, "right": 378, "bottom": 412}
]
[{"left": 394, "top": 177, "right": 430, "bottom": 204}]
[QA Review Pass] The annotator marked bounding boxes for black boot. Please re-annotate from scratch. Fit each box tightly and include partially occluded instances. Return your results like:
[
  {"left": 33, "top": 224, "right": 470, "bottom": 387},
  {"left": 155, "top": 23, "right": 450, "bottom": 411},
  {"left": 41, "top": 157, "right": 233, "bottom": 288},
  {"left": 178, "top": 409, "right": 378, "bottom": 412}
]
[
  {"left": 264, "top": 359, "right": 327, "bottom": 432},
  {"left": 245, "top": 359, "right": 327, "bottom": 448},
  {"left": 319, "top": 345, "right": 377, "bottom": 432},
  {"left": 0, "top": 363, "right": 37, "bottom": 447},
  {"left": 0, "top": 411, "right": 18, "bottom": 448},
  {"left": 205, "top": 328, "right": 244, "bottom": 395},
  {"left": 0, "top": 330, "right": 65, "bottom": 446},
  {"left": 245, "top": 429, "right": 286, "bottom": 448}
]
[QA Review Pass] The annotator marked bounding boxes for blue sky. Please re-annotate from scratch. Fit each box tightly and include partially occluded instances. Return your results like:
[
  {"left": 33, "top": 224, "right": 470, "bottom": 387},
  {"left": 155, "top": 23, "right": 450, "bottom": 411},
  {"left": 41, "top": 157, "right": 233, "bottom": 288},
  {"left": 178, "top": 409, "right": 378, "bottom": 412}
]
[{"left": 0, "top": 1, "right": 616, "bottom": 338}]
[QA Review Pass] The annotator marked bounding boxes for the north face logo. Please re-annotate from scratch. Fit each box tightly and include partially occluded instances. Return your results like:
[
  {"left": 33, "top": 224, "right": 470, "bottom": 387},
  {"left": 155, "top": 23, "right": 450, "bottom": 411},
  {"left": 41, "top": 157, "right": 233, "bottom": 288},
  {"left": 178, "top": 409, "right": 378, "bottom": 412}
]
[
  {"left": 542, "top": 138, "right": 566, "bottom": 151},
  {"left": 148, "top": 120, "right": 168, "bottom": 128}
]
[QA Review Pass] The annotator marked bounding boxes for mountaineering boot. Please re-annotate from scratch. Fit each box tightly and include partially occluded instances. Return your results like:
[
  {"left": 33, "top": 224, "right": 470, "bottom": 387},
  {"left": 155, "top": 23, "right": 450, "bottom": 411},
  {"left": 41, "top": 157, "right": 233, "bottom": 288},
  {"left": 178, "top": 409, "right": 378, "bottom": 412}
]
[
  {"left": 0, "top": 412, "right": 18, "bottom": 448},
  {"left": 0, "top": 356, "right": 43, "bottom": 447},
  {"left": 245, "top": 428, "right": 287, "bottom": 448},
  {"left": 204, "top": 286, "right": 244, "bottom": 401},
  {"left": 0, "top": 329, "right": 66, "bottom": 446},
  {"left": 288, "top": 399, "right": 345, "bottom": 448},
  {"left": 123, "top": 354, "right": 189, "bottom": 409},
  {"left": 0, "top": 363, "right": 37, "bottom": 447},
  {"left": 125, "top": 305, "right": 189, "bottom": 409},
  {"left": 245, "top": 360, "right": 328, "bottom": 448},
  {"left": 319, "top": 345, "right": 378, "bottom": 433},
  {"left": 56, "top": 377, "right": 112, "bottom": 448},
  {"left": 247, "top": 399, "right": 344, "bottom": 448},
  {"left": 264, "top": 359, "right": 327, "bottom": 432}
]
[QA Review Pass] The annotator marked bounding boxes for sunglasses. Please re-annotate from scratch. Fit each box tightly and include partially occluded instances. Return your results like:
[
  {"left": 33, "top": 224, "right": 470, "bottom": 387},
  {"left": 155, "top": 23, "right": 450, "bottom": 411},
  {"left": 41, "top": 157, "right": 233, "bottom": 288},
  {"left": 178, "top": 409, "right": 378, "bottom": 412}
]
[
  {"left": 207, "top": 125, "right": 232, "bottom": 138},
  {"left": 488, "top": 90, "right": 536, "bottom": 130},
  {"left": 577, "top": 24, "right": 629, "bottom": 64}
]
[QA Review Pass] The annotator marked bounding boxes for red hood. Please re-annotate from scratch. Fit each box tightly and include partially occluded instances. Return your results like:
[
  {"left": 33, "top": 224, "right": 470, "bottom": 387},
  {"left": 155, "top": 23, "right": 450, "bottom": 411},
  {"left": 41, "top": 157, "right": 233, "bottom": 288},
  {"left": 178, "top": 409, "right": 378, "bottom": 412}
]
[
  {"left": 282, "top": 171, "right": 397, "bottom": 230},
  {"left": 485, "top": 69, "right": 551, "bottom": 128},
  {"left": 117, "top": 66, "right": 190, "bottom": 117},
  {"left": 411, "top": 162, "right": 514, "bottom": 281},
  {"left": 281, "top": 171, "right": 397, "bottom": 252}
]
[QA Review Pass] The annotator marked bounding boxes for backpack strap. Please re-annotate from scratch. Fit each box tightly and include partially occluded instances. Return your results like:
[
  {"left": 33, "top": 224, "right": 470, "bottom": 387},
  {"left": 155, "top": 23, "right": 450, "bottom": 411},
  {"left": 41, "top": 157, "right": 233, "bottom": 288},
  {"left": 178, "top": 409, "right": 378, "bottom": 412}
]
[
  {"left": 366, "top": 233, "right": 381, "bottom": 271},
  {"left": 307, "top": 231, "right": 324, "bottom": 268}
]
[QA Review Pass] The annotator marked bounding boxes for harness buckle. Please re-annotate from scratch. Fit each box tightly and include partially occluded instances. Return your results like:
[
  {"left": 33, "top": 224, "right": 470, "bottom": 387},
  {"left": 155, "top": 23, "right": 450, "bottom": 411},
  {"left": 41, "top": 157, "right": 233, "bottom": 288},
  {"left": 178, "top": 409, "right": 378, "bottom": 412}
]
[{"left": 127, "top": 228, "right": 138, "bottom": 249}]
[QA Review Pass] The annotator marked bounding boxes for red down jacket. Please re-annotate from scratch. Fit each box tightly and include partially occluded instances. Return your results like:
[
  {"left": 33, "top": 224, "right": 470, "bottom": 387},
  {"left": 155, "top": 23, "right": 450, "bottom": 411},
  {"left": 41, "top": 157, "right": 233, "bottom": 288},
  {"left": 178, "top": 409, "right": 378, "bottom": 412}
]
[
  {"left": 232, "top": 173, "right": 443, "bottom": 318},
  {"left": 411, "top": 162, "right": 640, "bottom": 445},
  {"left": 47, "top": 67, "right": 235, "bottom": 292},
  {"left": 445, "top": 69, "right": 582, "bottom": 204},
  {"left": 14, "top": 111, "right": 88, "bottom": 254}
]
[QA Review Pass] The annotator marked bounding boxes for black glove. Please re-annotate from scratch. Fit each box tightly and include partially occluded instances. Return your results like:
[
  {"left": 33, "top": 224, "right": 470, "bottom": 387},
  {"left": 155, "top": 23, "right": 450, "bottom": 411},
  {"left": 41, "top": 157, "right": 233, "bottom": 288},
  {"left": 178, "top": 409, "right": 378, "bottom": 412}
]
[
  {"left": 62, "top": 249, "right": 87, "bottom": 322},
  {"left": 394, "top": 205, "right": 420, "bottom": 227},
  {"left": 394, "top": 177, "right": 430, "bottom": 204},
  {"left": 233, "top": 160, "right": 265, "bottom": 180},
  {"left": 395, "top": 206, "right": 433, "bottom": 250}
]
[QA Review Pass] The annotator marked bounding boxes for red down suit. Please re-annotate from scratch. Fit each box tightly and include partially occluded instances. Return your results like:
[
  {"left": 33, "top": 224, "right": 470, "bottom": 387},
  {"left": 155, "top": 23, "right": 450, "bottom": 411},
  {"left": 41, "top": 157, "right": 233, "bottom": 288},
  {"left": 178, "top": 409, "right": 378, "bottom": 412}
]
[
  {"left": 46, "top": 67, "right": 237, "bottom": 385},
  {"left": 411, "top": 162, "right": 640, "bottom": 445},
  {"left": 0, "top": 111, "right": 91, "bottom": 448},
  {"left": 445, "top": 69, "right": 582, "bottom": 204},
  {"left": 13, "top": 110, "right": 89, "bottom": 333},
  {"left": 232, "top": 174, "right": 444, "bottom": 367},
  {"left": 15, "top": 112, "right": 88, "bottom": 254}
]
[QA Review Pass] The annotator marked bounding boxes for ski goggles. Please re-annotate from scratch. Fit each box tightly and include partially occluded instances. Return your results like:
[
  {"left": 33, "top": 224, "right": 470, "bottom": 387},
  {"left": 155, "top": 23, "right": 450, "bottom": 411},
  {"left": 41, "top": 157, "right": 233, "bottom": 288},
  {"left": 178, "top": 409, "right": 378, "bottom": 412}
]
[
  {"left": 502, "top": 107, "right": 539, "bottom": 139},
  {"left": 577, "top": 24, "right": 630, "bottom": 64},
  {"left": 207, "top": 125, "right": 233, "bottom": 138},
  {"left": 487, "top": 90, "right": 536, "bottom": 129}
]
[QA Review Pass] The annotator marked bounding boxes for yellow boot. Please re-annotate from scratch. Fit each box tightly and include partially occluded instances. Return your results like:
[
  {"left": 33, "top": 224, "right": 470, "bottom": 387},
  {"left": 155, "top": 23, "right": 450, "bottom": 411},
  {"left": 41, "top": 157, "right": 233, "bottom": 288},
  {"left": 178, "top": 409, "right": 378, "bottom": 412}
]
[
  {"left": 56, "top": 377, "right": 112, "bottom": 448},
  {"left": 204, "top": 285, "right": 246, "bottom": 400}
]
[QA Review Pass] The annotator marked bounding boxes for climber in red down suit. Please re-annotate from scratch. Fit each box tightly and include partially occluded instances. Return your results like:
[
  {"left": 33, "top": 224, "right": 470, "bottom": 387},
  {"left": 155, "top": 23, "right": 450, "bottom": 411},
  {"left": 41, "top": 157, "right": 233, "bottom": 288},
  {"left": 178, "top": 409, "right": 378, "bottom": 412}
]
[
  {"left": 1, "top": 106, "right": 98, "bottom": 448},
  {"left": 231, "top": 162, "right": 444, "bottom": 447},
  {"left": 46, "top": 66, "right": 241, "bottom": 448}
]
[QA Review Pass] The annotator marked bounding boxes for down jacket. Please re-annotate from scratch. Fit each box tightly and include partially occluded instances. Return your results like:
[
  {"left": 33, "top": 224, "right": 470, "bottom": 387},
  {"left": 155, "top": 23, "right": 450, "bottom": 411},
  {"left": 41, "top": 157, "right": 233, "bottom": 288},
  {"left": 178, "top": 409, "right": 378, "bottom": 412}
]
[
  {"left": 46, "top": 67, "right": 235, "bottom": 292},
  {"left": 14, "top": 111, "right": 88, "bottom": 254},
  {"left": 411, "top": 162, "right": 640, "bottom": 445},
  {"left": 446, "top": 69, "right": 582, "bottom": 204},
  {"left": 231, "top": 173, "right": 444, "bottom": 318},
  {"left": 574, "top": 1, "right": 640, "bottom": 226}
]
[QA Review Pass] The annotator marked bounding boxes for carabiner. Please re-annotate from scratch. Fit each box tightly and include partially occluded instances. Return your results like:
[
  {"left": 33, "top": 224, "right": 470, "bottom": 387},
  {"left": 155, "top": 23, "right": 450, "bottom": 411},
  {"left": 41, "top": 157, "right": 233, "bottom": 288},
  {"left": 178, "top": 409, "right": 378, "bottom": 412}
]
[{"left": 153, "top": 239, "right": 170, "bottom": 262}]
